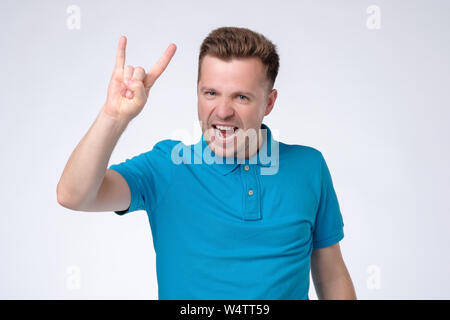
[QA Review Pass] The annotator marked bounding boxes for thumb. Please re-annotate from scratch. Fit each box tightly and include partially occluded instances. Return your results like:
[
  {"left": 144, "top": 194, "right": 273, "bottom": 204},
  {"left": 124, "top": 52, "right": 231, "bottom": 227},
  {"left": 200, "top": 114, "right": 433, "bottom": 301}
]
[
  {"left": 125, "top": 79, "right": 146, "bottom": 101},
  {"left": 125, "top": 79, "right": 145, "bottom": 93}
]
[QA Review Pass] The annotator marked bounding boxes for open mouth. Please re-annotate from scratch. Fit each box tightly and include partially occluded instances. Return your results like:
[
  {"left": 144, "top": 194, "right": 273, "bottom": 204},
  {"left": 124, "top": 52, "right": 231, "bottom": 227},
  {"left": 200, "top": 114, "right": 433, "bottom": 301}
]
[{"left": 212, "top": 124, "right": 239, "bottom": 142}]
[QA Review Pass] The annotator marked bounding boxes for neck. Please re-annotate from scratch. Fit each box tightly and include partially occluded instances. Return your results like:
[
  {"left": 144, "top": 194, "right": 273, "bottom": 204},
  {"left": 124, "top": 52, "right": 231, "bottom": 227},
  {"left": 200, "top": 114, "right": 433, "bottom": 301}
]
[{"left": 236, "top": 127, "right": 265, "bottom": 159}]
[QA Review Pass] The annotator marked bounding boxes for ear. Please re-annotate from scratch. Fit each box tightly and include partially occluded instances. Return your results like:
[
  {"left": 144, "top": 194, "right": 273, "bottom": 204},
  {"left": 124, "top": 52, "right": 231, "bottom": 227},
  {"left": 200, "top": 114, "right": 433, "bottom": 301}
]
[{"left": 264, "top": 89, "right": 278, "bottom": 116}]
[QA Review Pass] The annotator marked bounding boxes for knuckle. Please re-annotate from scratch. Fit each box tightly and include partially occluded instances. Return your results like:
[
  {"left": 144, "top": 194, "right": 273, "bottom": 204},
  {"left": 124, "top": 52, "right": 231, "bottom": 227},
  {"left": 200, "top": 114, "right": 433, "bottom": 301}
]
[
  {"left": 135, "top": 66, "right": 145, "bottom": 73},
  {"left": 130, "top": 79, "right": 143, "bottom": 88}
]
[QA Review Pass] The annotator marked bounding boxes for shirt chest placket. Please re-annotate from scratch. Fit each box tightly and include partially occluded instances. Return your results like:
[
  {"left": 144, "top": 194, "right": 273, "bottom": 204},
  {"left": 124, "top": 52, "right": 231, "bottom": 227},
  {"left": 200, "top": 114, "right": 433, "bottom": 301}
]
[{"left": 240, "top": 164, "right": 262, "bottom": 221}]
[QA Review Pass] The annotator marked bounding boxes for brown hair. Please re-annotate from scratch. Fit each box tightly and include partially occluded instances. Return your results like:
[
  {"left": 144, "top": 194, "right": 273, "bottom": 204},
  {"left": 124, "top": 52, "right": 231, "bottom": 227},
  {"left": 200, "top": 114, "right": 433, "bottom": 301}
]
[{"left": 198, "top": 27, "right": 280, "bottom": 92}]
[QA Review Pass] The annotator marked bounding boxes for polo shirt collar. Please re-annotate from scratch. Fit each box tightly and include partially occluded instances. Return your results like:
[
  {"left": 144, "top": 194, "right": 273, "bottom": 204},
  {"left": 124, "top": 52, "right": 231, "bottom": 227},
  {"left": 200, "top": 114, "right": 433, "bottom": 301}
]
[{"left": 193, "top": 123, "right": 276, "bottom": 175}]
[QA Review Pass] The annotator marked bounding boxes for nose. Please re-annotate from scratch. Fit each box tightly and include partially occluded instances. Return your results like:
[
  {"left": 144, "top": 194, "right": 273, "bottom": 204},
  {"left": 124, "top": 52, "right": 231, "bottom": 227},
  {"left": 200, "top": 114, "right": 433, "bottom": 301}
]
[{"left": 215, "top": 97, "right": 235, "bottom": 120}]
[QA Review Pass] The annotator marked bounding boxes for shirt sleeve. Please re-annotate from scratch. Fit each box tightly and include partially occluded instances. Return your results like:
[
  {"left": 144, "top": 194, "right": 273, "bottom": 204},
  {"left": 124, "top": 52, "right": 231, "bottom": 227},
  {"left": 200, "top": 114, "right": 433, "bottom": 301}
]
[
  {"left": 312, "top": 152, "right": 345, "bottom": 249},
  {"left": 107, "top": 139, "right": 175, "bottom": 216}
]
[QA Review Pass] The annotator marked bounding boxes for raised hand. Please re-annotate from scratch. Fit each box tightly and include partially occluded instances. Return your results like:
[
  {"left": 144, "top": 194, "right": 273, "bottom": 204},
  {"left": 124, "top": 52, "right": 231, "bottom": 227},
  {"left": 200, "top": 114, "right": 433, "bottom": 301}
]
[{"left": 103, "top": 36, "right": 177, "bottom": 122}]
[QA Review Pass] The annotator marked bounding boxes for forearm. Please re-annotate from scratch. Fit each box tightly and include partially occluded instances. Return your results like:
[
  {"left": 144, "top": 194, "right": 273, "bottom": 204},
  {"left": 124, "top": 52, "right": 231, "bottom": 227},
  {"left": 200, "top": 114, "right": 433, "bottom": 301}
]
[
  {"left": 311, "top": 243, "right": 357, "bottom": 300},
  {"left": 314, "top": 272, "right": 357, "bottom": 300},
  {"left": 57, "top": 105, "right": 129, "bottom": 209}
]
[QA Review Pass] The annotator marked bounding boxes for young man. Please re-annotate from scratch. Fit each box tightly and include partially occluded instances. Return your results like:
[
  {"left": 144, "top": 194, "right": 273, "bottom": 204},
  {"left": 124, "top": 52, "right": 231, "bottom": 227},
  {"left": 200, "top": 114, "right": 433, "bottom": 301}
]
[{"left": 57, "top": 27, "right": 356, "bottom": 300}]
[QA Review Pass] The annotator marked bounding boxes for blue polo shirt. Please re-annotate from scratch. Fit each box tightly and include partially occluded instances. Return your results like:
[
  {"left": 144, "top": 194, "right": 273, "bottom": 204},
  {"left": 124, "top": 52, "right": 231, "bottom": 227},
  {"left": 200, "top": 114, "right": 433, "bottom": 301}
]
[{"left": 108, "top": 123, "right": 344, "bottom": 300}]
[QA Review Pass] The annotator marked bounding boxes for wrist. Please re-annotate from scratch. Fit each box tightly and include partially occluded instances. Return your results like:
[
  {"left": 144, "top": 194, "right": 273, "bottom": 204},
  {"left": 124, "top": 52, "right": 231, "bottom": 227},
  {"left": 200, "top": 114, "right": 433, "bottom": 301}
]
[{"left": 99, "top": 105, "right": 129, "bottom": 133}]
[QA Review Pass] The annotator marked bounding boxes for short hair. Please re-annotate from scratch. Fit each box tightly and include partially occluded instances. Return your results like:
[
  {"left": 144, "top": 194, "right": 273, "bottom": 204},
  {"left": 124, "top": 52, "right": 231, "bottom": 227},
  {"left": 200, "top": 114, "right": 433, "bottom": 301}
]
[{"left": 198, "top": 26, "right": 280, "bottom": 92}]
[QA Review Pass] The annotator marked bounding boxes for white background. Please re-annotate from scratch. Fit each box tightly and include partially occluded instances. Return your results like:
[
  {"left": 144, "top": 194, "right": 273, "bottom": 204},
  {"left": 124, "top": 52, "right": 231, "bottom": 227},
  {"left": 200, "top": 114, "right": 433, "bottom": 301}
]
[{"left": 1, "top": 0, "right": 449, "bottom": 299}]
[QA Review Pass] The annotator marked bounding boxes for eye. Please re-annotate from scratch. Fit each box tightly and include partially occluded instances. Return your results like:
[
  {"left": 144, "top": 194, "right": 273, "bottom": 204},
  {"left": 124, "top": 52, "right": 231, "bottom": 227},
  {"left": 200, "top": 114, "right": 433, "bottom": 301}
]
[
  {"left": 205, "top": 91, "right": 216, "bottom": 96},
  {"left": 238, "top": 95, "right": 248, "bottom": 101}
]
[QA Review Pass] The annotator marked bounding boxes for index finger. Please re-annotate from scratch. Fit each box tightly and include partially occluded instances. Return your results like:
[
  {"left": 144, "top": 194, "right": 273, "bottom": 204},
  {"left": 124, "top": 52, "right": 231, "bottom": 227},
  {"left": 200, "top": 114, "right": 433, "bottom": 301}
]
[
  {"left": 144, "top": 43, "right": 177, "bottom": 90},
  {"left": 115, "top": 35, "right": 127, "bottom": 70}
]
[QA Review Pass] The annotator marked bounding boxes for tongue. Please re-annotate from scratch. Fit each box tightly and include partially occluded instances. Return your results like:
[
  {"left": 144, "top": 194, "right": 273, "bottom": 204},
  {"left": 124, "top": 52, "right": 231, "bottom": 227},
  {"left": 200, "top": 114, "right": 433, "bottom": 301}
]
[{"left": 220, "top": 129, "right": 233, "bottom": 137}]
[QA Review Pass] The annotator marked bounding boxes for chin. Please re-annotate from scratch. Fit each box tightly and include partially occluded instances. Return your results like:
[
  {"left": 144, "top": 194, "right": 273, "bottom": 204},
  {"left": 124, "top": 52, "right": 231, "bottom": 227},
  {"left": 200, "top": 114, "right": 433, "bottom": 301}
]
[{"left": 211, "top": 143, "right": 236, "bottom": 158}]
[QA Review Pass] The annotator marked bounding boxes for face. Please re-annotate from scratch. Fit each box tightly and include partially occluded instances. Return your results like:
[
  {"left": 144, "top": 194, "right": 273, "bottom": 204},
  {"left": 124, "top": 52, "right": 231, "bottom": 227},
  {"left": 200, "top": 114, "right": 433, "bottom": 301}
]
[{"left": 197, "top": 55, "right": 277, "bottom": 159}]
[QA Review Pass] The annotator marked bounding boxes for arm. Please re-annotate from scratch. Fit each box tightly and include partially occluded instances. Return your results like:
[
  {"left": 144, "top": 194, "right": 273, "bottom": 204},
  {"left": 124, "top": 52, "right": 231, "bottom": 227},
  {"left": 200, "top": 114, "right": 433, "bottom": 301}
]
[
  {"left": 56, "top": 36, "right": 176, "bottom": 212},
  {"left": 310, "top": 242, "right": 357, "bottom": 300},
  {"left": 56, "top": 109, "right": 130, "bottom": 212}
]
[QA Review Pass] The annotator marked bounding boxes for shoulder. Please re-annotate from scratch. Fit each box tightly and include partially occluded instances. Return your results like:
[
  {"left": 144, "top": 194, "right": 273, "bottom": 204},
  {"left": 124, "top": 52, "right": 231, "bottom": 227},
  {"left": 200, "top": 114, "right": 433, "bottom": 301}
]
[
  {"left": 278, "top": 141, "right": 324, "bottom": 165},
  {"left": 130, "top": 139, "right": 182, "bottom": 166},
  {"left": 152, "top": 139, "right": 183, "bottom": 155}
]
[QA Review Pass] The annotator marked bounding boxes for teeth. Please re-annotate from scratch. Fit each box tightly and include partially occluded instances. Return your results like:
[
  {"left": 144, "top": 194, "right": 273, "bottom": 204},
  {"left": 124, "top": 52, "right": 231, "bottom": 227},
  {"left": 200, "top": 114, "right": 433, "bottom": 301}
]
[
  {"left": 216, "top": 125, "right": 235, "bottom": 130},
  {"left": 215, "top": 128, "right": 224, "bottom": 138},
  {"left": 215, "top": 128, "right": 235, "bottom": 139}
]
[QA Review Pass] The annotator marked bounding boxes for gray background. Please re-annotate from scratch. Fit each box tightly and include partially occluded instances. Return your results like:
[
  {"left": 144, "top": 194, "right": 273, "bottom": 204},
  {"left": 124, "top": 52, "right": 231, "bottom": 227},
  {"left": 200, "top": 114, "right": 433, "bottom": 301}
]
[{"left": 1, "top": 0, "right": 449, "bottom": 299}]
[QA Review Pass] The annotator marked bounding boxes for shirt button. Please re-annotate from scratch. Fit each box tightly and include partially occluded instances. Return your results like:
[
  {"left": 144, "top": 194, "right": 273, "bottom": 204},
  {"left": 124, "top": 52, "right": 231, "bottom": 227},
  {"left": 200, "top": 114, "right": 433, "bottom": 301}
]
[
  {"left": 248, "top": 189, "right": 254, "bottom": 196},
  {"left": 244, "top": 165, "right": 250, "bottom": 171}
]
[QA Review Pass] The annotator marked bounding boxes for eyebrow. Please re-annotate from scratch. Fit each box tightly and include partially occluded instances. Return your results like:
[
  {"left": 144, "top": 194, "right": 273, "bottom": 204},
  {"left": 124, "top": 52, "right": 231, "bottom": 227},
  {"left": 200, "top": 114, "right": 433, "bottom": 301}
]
[{"left": 199, "top": 87, "right": 256, "bottom": 99}]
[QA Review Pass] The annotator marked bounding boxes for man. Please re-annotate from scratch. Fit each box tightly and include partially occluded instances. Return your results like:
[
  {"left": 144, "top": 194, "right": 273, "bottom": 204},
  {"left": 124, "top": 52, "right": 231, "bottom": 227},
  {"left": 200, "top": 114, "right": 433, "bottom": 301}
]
[{"left": 57, "top": 27, "right": 356, "bottom": 300}]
